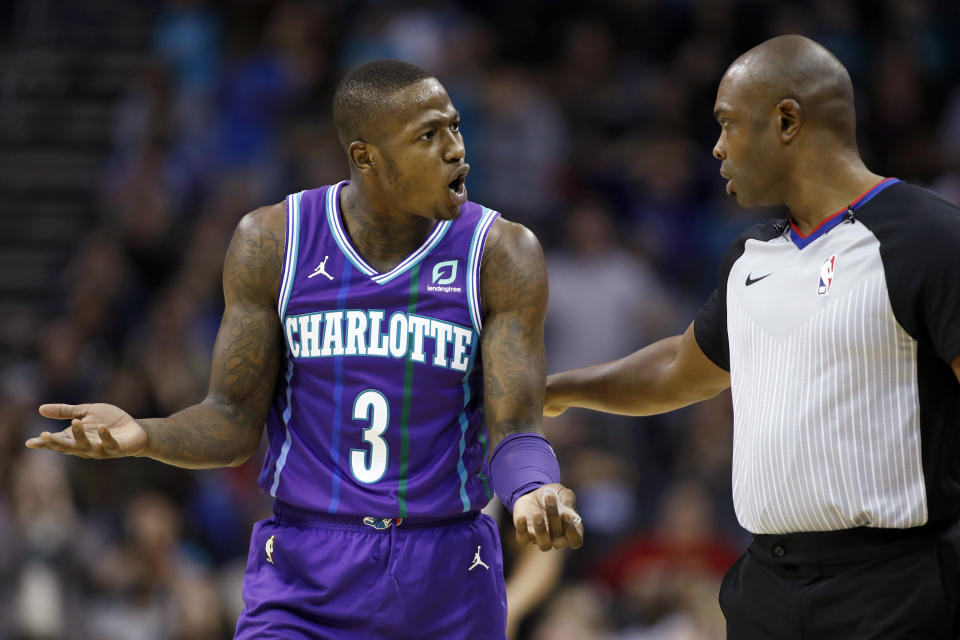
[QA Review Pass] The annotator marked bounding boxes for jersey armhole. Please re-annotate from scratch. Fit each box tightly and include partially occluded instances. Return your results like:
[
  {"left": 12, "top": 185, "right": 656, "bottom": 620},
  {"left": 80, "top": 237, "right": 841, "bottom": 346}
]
[
  {"left": 466, "top": 207, "right": 500, "bottom": 334},
  {"left": 276, "top": 190, "right": 303, "bottom": 320}
]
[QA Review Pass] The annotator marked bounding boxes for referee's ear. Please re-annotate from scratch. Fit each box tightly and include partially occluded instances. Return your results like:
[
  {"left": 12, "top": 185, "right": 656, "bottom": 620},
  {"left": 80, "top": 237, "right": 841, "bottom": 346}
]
[{"left": 776, "top": 98, "right": 801, "bottom": 143}]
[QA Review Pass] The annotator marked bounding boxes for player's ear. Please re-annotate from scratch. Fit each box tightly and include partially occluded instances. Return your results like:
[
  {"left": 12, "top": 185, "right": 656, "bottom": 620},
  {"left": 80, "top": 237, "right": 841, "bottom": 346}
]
[
  {"left": 776, "top": 99, "right": 801, "bottom": 143},
  {"left": 348, "top": 140, "right": 377, "bottom": 174}
]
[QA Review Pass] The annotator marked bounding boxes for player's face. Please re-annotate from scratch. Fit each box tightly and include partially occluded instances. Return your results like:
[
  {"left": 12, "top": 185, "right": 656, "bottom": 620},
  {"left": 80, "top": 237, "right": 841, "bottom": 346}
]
[
  {"left": 373, "top": 79, "right": 469, "bottom": 221},
  {"left": 712, "top": 74, "right": 788, "bottom": 207}
]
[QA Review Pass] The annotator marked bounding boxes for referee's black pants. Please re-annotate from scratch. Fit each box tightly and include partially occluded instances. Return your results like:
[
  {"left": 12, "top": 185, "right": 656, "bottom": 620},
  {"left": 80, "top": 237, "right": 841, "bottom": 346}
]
[{"left": 719, "top": 522, "right": 960, "bottom": 639}]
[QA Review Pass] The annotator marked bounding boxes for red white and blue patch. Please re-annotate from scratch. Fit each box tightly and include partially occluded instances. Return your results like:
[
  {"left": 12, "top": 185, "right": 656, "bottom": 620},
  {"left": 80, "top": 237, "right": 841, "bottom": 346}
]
[{"left": 818, "top": 255, "right": 837, "bottom": 295}]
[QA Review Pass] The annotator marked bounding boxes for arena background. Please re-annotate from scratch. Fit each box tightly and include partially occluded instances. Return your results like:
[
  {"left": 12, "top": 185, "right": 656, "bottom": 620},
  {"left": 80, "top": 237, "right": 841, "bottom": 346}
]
[{"left": 0, "top": 1, "right": 957, "bottom": 638}]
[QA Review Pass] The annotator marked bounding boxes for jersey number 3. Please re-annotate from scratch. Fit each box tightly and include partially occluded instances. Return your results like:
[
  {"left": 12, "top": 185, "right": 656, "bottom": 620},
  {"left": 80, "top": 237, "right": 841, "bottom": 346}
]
[{"left": 350, "top": 389, "right": 389, "bottom": 483}]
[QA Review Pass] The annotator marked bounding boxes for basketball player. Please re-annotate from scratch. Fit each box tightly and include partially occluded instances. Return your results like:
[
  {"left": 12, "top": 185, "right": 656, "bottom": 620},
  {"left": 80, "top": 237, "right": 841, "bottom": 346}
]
[
  {"left": 545, "top": 35, "right": 960, "bottom": 638},
  {"left": 28, "top": 60, "right": 583, "bottom": 639}
]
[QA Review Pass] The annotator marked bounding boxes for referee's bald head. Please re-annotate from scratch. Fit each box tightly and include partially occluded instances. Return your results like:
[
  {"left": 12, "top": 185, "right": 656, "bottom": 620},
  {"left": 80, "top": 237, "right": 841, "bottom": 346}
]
[{"left": 722, "top": 35, "right": 857, "bottom": 149}]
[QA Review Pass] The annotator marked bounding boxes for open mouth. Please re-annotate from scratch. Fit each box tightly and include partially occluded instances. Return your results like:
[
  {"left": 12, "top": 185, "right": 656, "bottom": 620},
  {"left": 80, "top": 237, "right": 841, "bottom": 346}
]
[{"left": 448, "top": 173, "right": 468, "bottom": 204}]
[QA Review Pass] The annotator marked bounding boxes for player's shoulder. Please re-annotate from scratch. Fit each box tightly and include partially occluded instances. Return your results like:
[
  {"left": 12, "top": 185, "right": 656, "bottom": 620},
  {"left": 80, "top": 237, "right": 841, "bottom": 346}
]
[
  {"left": 483, "top": 215, "right": 543, "bottom": 268},
  {"left": 225, "top": 201, "right": 287, "bottom": 302},
  {"left": 457, "top": 200, "right": 541, "bottom": 267},
  {"left": 456, "top": 199, "right": 497, "bottom": 226},
  {"left": 478, "top": 213, "right": 546, "bottom": 311},
  {"left": 234, "top": 201, "right": 287, "bottom": 262},
  {"left": 238, "top": 200, "right": 287, "bottom": 237}
]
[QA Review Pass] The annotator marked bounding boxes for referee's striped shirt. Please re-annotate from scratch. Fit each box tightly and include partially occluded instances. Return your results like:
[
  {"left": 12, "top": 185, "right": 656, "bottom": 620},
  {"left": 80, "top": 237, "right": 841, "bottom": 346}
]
[{"left": 694, "top": 179, "right": 960, "bottom": 535}]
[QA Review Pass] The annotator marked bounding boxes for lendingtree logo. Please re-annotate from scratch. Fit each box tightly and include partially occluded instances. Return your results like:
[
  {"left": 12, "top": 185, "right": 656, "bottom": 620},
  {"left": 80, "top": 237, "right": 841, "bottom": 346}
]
[
  {"left": 432, "top": 260, "right": 458, "bottom": 285},
  {"left": 427, "top": 260, "right": 462, "bottom": 293}
]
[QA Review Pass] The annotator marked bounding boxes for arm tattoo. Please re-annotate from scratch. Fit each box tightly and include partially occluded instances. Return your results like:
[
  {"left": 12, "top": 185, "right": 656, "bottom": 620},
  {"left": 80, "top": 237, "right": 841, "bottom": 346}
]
[{"left": 480, "top": 219, "right": 548, "bottom": 444}]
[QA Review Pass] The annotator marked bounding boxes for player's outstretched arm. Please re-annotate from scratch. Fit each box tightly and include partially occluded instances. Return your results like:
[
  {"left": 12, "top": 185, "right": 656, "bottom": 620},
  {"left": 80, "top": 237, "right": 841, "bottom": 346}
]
[
  {"left": 480, "top": 218, "right": 583, "bottom": 551},
  {"left": 544, "top": 322, "right": 730, "bottom": 418},
  {"left": 28, "top": 204, "right": 287, "bottom": 469}
]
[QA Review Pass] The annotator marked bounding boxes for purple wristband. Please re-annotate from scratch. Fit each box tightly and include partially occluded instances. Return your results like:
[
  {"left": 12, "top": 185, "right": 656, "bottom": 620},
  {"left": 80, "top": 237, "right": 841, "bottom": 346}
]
[{"left": 488, "top": 433, "right": 562, "bottom": 512}]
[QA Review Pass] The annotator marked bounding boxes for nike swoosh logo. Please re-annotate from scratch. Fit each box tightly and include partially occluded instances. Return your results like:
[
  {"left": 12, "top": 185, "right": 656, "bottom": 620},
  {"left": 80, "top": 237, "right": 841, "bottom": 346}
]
[{"left": 745, "top": 272, "right": 773, "bottom": 286}]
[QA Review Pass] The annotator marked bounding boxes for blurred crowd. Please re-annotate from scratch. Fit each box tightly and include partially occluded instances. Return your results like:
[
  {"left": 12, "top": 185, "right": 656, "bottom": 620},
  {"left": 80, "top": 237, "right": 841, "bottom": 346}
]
[{"left": 2, "top": 0, "right": 959, "bottom": 638}]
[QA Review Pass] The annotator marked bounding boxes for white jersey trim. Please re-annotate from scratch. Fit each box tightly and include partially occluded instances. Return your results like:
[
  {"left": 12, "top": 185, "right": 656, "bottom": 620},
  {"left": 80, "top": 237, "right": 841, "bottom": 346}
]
[
  {"left": 277, "top": 191, "right": 303, "bottom": 319},
  {"left": 467, "top": 207, "right": 499, "bottom": 333},
  {"left": 325, "top": 180, "right": 453, "bottom": 285}
]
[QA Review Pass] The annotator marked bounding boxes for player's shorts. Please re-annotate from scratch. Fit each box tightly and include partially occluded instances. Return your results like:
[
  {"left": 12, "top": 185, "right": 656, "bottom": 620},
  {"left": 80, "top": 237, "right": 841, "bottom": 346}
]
[{"left": 234, "top": 502, "right": 507, "bottom": 639}]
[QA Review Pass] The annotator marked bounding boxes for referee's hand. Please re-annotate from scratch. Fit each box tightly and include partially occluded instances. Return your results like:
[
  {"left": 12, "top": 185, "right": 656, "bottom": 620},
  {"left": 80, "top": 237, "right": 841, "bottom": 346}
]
[{"left": 513, "top": 483, "right": 584, "bottom": 551}]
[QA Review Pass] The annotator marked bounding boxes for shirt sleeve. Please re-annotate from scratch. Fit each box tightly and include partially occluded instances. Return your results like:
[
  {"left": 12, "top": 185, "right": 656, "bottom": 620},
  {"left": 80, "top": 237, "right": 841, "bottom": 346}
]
[
  {"left": 916, "top": 227, "right": 960, "bottom": 364},
  {"left": 694, "top": 287, "right": 729, "bottom": 370},
  {"left": 863, "top": 185, "right": 960, "bottom": 364}
]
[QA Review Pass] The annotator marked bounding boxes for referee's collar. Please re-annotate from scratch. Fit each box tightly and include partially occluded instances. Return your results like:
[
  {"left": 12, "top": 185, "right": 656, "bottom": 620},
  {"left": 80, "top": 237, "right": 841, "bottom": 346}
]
[{"left": 788, "top": 177, "right": 900, "bottom": 250}]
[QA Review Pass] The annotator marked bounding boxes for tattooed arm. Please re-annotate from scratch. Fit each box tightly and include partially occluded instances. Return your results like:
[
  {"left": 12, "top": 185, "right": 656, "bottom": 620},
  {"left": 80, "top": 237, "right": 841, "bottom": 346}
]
[
  {"left": 28, "top": 204, "right": 286, "bottom": 468},
  {"left": 480, "top": 218, "right": 583, "bottom": 550},
  {"left": 479, "top": 219, "right": 548, "bottom": 446}
]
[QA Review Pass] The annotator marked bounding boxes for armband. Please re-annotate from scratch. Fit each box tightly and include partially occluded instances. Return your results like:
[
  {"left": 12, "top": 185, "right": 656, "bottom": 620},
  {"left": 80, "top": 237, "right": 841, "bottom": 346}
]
[{"left": 488, "top": 432, "right": 562, "bottom": 512}]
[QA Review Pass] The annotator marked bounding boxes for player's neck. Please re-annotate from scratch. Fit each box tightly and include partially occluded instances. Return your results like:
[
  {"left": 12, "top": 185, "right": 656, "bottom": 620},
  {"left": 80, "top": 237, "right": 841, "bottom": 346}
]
[
  {"left": 785, "top": 154, "right": 884, "bottom": 235},
  {"left": 339, "top": 183, "right": 435, "bottom": 271}
]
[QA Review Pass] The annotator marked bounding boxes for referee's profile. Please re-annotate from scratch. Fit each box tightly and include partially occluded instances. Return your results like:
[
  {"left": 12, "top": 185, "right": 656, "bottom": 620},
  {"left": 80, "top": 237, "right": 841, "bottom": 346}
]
[{"left": 544, "top": 34, "right": 960, "bottom": 638}]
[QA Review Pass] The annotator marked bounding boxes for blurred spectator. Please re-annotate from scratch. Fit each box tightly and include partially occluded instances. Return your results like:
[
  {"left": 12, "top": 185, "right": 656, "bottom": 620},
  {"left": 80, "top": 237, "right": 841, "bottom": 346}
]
[
  {"left": 546, "top": 196, "right": 675, "bottom": 373},
  {"left": 88, "top": 491, "right": 224, "bottom": 640},
  {"left": 931, "top": 85, "right": 960, "bottom": 206},
  {"left": 471, "top": 66, "right": 568, "bottom": 225},
  {"left": 135, "top": 288, "right": 212, "bottom": 414},
  {"left": 592, "top": 481, "right": 738, "bottom": 639},
  {"left": 531, "top": 584, "right": 614, "bottom": 640},
  {"left": 0, "top": 454, "right": 98, "bottom": 639}
]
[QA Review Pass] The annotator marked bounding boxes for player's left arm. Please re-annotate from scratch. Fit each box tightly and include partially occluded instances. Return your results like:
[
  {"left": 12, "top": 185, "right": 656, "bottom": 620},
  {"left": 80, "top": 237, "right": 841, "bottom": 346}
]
[
  {"left": 952, "top": 354, "right": 960, "bottom": 384},
  {"left": 480, "top": 218, "right": 583, "bottom": 551}
]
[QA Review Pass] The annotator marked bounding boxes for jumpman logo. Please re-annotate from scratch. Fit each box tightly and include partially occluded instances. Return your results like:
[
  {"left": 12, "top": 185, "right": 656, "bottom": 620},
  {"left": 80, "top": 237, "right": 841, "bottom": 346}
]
[
  {"left": 265, "top": 535, "right": 276, "bottom": 565},
  {"left": 308, "top": 256, "right": 334, "bottom": 280},
  {"left": 468, "top": 545, "right": 489, "bottom": 571}
]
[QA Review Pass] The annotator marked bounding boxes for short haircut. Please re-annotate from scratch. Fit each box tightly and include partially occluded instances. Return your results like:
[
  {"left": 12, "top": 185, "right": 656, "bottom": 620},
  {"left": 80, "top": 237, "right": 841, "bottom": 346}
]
[{"left": 332, "top": 59, "right": 434, "bottom": 148}]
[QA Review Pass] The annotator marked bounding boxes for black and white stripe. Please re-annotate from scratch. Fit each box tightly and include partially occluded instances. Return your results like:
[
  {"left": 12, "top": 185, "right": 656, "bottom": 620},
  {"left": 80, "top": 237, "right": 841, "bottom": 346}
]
[{"left": 728, "top": 276, "right": 925, "bottom": 533}]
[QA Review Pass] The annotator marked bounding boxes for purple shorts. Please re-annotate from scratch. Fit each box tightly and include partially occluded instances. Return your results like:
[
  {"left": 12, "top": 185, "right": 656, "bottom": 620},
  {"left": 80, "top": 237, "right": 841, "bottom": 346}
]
[{"left": 234, "top": 505, "right": 507, "bottom": 639}]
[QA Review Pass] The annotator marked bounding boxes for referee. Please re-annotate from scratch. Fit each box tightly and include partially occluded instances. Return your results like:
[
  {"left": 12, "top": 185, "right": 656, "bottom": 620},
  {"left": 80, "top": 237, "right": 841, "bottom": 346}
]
[{"left": 545, "top": 35, "right": 960, "bottom": 638}]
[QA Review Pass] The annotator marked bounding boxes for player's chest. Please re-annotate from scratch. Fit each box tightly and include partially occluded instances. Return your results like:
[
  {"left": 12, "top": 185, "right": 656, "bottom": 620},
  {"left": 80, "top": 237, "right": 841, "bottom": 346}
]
[{"left": 282, "top": 271, "right": 477, "bottom": 375}]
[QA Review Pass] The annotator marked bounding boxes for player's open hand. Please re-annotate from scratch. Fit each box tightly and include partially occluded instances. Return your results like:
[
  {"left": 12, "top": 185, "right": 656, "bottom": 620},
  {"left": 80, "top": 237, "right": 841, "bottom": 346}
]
[
  {"left": 27, "top": 403, "right": 148, "bottom": 459},
  {"left": 513, "top": 483, "right": 583, "bottom": 551}
]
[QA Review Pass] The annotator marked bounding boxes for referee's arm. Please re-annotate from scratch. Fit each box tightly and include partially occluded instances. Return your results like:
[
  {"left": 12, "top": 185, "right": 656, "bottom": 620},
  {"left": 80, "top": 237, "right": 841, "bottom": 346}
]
[{"left": 544, "top": 322, "right": 729, "bottom": 418}]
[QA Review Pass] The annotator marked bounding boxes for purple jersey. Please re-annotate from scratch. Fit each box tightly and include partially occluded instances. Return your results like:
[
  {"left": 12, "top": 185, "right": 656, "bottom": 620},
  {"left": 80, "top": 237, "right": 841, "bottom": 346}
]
[{"left": 258, "top": 181, "right": 499, "bottom": 519}]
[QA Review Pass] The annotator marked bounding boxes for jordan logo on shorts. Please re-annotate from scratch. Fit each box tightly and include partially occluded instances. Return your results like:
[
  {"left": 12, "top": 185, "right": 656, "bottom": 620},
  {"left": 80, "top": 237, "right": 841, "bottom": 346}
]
[
  {"left": 265, "top": 535, "right": 277, "bottom": 565},
  {"left": 468, "top": 545, "right": 489, "bottom": 571}
]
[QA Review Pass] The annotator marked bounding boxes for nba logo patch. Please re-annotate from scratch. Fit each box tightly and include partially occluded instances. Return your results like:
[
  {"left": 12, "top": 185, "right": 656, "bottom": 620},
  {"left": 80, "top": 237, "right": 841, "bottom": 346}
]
[{"left": 818, "top": 256, "right": 837, "bottom": 295}]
